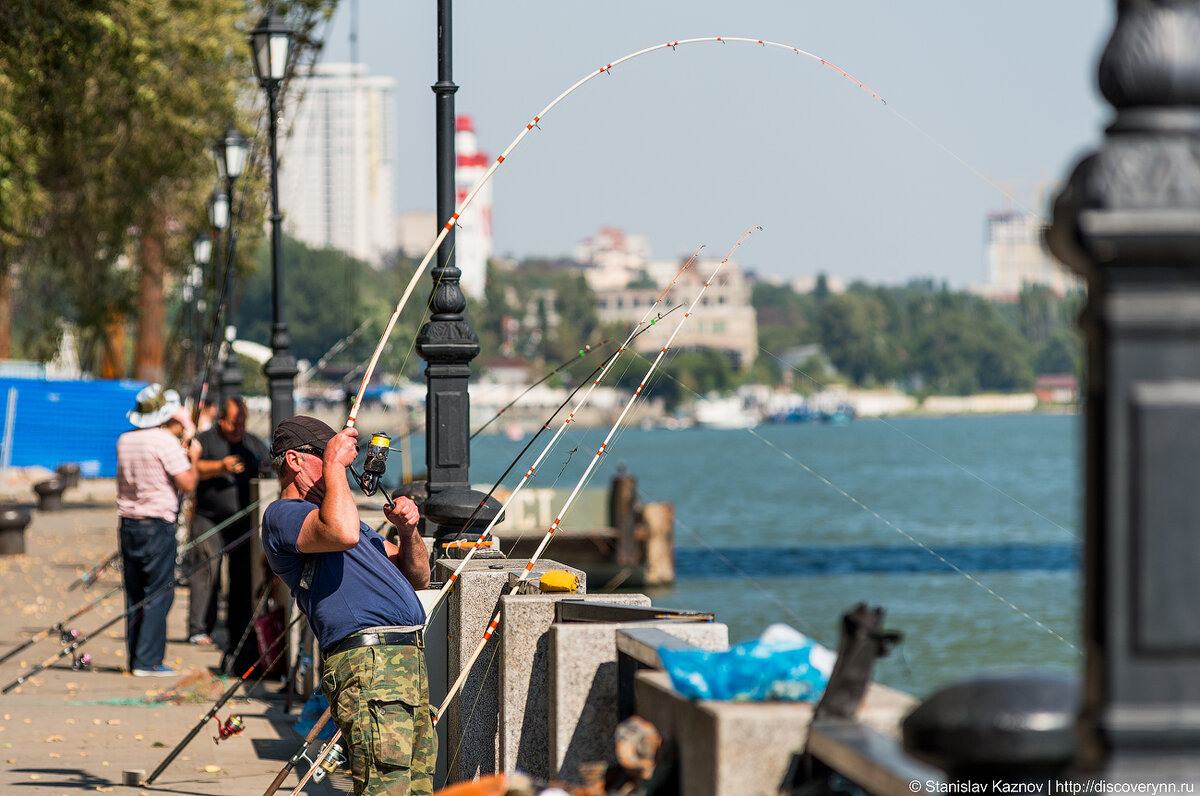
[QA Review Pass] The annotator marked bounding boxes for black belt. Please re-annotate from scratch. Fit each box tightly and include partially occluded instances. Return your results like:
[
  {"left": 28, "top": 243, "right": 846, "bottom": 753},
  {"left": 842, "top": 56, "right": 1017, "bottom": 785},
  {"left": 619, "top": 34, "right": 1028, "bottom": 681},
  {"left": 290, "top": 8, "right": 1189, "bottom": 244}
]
[{"left": 323, "top": 629, "right": 423, "bottom": 659}]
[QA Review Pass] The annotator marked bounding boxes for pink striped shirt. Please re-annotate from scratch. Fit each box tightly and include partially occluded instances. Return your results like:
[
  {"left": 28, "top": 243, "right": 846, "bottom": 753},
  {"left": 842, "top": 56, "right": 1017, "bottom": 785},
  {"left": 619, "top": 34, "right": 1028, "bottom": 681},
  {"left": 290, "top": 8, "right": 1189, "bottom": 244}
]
[{"left": 116, "top": 427, "right": 191, "bottom": 522}]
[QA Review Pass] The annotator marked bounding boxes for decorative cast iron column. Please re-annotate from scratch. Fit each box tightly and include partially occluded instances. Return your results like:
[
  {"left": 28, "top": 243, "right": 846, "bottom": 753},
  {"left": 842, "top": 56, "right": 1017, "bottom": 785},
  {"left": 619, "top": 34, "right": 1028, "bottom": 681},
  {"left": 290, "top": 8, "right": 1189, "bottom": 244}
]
[
  {"left": 1048, "top": 0, "right": 1200, "bottom": 781},
  {"left": 415, "top": 0, "right": 501, "bottom": 554},
  {"left": 417, "top": 0, "right": 478, "bottom": 497}
]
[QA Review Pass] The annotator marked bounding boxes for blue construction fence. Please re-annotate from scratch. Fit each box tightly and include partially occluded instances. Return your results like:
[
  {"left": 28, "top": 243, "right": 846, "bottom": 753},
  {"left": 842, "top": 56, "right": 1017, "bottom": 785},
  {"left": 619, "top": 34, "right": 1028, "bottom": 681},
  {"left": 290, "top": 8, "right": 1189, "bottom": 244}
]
[{"left": 0, "top": 378, "right": 148, "bottom": 478}]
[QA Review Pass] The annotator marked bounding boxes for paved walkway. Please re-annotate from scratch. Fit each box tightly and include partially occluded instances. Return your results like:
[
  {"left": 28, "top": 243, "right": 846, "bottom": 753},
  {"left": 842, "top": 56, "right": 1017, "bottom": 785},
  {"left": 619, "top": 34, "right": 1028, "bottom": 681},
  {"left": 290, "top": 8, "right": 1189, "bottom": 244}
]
[{"left": 0, "top": 479, "right": 346, "bottom": 795}]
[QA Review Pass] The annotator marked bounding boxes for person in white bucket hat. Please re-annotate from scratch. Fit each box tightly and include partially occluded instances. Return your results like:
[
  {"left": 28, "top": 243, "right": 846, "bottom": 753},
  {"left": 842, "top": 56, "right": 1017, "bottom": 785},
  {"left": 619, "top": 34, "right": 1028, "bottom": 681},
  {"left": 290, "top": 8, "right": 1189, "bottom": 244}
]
[{"left": 115, "top": 384, "right": 200, "bottom": 677}]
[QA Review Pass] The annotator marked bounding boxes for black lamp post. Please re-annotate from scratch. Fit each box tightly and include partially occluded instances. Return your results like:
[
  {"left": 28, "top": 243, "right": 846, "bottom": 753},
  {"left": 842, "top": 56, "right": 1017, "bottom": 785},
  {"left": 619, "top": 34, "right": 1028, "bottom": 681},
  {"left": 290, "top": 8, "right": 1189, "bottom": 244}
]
[
  {"left": 416, "top": 0, "right": 500, "bottom": 551},
  {"left": 189, "top": 233, "right": 212, "bottom": 397},
  {"left": 206, "top": 187, "right": 230, "bottom": 400},
  {"left": 213, "top": 126, "right": 250, "bottom": 401},
  {"left": 250, "top": 8, "right": 296, "bottom": 432}
]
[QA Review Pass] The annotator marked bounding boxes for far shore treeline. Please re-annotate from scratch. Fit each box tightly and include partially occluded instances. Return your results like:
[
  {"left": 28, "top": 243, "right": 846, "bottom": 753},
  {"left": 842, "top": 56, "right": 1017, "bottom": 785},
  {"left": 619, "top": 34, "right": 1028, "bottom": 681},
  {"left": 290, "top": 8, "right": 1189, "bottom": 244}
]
[
  {"left": 233, "top": 240, "right": 1081, "bottom": 408},
  {"left": 4, "top": 229, "right": 1081, "bottom": 408},
  {"left": 6, "top": 234, "right": 1082, "bottom": 407}
]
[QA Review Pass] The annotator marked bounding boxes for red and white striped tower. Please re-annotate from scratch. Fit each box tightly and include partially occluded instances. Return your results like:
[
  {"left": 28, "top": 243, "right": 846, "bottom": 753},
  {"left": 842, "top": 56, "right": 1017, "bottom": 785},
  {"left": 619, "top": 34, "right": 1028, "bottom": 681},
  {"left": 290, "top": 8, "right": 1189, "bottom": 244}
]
[{"left": 455, "top": 115, "right": 493, "bottom": 300}]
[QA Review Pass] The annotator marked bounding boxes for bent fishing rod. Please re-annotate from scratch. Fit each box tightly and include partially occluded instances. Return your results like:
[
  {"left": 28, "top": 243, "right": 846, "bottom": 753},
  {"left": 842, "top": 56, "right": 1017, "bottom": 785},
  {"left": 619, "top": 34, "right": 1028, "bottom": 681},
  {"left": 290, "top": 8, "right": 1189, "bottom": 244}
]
[
  {"left": 437, "top": 227, "right": 761, "bottom": 718},
  {"left": 269, "top": 333, "right": 658, "bottom": 794},
  {"left": 274, "top": 313, "right": 679, "bottom": 794},
  {"left": 0, "top": 583, "right": 123, "bottom": 666},
  {"left": 283, "top": 238, "right": 753, "bottom": 792},
  {"left": 143, "top": 612, "right": 303, "bottom": 786},
  {"left": 1, "top": 524, "right": 259, "bottom": 694},
  {"left": 344, "top": 37, "right": 885, "bottom": 429}
]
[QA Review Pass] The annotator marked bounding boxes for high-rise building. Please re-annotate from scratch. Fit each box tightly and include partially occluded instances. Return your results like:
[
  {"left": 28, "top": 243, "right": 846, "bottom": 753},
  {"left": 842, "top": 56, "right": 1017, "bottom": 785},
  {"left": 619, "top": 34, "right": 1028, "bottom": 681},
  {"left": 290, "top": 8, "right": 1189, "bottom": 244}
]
[
  {"left": 279, "top": 62, "right": 396, "bottom": 267},
  {"left": 976, "top": 207, "right": 1082, "bottom": 300},
  {"left": 454, "top": 115, "right": 493, "bottom": 299}
]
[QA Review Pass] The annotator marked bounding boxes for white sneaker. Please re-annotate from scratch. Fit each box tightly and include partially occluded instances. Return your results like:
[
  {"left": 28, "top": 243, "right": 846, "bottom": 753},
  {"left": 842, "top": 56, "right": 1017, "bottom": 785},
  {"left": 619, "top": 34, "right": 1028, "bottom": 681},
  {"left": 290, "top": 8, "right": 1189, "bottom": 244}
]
[{"left": 132, "top": 665, "right": 177, "bottom": 677}]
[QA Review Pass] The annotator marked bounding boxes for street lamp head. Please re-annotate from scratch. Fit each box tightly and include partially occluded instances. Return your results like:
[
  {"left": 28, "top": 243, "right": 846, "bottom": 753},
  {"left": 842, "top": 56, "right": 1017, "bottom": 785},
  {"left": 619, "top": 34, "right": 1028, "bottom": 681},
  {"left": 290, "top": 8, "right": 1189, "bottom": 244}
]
[
  {"left": 214, "top": 126, "right": 250, "bottom": 182},
  {"left": 208, "top": 187, "right": 230, "bottom": 233},
  {"left": 250, "top": 9, "right": 294, "bottom": 86},
  {"left": 192, "top": 233, "right": 212, "bottom": 268}
]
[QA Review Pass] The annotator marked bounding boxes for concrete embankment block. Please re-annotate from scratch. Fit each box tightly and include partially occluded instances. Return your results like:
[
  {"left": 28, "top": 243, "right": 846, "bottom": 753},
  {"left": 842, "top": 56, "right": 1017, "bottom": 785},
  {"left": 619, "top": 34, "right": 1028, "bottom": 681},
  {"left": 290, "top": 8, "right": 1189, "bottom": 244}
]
[
  {"left": 436, "top": 557, "right": 584, "bottom": 782},
  {"left": 549, "top": 620, "right": 727, "bottom": 783},
  {"left": 634, "top": 669, "right": 814, "bottom": 796},
  {"left": 500, "top": 593, "right": 655, "bottom": 780}
]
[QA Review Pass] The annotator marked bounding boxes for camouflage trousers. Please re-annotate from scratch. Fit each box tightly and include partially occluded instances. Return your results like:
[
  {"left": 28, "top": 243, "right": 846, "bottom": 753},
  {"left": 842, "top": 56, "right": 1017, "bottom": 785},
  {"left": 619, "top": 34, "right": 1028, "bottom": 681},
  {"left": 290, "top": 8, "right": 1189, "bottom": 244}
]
[{"left": 321, "top": 643, "right": 436, "bottom": 795}]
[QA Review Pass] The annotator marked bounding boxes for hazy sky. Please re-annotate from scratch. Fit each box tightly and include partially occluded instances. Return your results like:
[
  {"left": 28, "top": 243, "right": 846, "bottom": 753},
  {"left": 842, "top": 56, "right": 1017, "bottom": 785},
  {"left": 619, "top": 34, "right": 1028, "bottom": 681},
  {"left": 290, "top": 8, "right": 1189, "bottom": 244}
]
[{"left": 317, "top": 2, "right": 1113, "bottom": 288}]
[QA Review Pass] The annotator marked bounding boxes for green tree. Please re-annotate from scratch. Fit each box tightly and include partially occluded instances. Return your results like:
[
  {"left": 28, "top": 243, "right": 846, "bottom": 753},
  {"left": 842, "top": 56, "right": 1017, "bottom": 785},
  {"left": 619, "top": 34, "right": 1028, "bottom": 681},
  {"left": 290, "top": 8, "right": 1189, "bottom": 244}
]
[
  {"left": 0, "top": 0, "right": 337, "bottom": 377},
  {"left": 912, "top": 300, "right": 1034, "bottom": 394},
  {"left": 1017, "top": 284, "right": 1059, "bottom": 345},
  {"left": 816, "top": 291, "right": 895, "bottom": 386}
]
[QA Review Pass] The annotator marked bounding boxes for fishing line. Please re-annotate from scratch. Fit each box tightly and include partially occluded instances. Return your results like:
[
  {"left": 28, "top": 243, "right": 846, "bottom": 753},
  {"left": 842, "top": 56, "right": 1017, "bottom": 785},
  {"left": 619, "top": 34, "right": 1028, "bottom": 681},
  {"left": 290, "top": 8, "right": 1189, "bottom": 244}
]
[
  {"left": 344, "top": 36, "right": 887, "bottom": 427},
  {"left": 628, "top": 354, "right": 1078, "bottom": 653},
  {"left": 470, "top": 339, "right": 609, "bottom": 439},
  {"left": 883, "top": 106, "right": 1038, "bottom": 218},
  {"left": 744, "top": 426, "right": 1078, "bottom": 653},
  {"left": 439, "top": 629, "right": 503, "bottom": 791},
  {"left": 423, "top": 251, "right": 703, "bottom": 626},
  {"left": 663, "top": 504, "right": 823, "bottom": 639},
  {"left": 436, "top": 227, "right": 762, "bottom": 719},
  {"left": 757, "top": 346, "right": 1077, "bottom": 541}
]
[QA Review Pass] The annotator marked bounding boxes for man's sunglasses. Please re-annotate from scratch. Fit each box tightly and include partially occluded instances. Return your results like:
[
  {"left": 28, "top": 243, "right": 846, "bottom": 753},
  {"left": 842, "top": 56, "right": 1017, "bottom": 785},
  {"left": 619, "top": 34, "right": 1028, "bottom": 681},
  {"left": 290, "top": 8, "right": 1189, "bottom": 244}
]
[{"left": 292, "top": 445, "right": 325, "bottom": 456}]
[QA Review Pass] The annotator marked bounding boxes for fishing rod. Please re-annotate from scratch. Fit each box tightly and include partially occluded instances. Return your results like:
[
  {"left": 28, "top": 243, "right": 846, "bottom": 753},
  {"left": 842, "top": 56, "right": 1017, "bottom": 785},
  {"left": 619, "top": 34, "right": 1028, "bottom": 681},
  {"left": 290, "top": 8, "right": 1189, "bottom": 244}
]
[
  {"left": 470, "top": 339, "right": 609, "bottom": 439},
  {"left": 220, "top": 578, "right": 275, "bottom": 677},
  {"left": 64, "top": 498, "right": 266, "bottom": 607},
  {"left": 142, "top": 612, "right": 303, "bottom": 786},
  {"left": 288, "top": 266, "right": 724, "bottom": 795},
  {"left": 5, "top": 501, "right": 260, "bottom": 666},
  {"left": 1, "top": 524, "right": 259, "bottom": 694},
  {"left": 424, "top": 251, "right": 702, "bottom": 622},
  {"left": 281, "top": 626, "right": 309, "bottom": 715},
  {"left": 269, "top": 333, "right": 660, "bottom": 794},
  {"left": 68, "top": 550, "right": 119, "bottom": 591},
  {"left": 437, "top": 226, "right": 760, "bottom": 719},
  {"left": 283, "top": 726, "right": 348, "bottom": 796},
  {"left": 0, "top": 583, "right": 123, "bottom": 666},
  {"left": 344, "top": 37, "right": 885, "bottom": 429},
  {"left": 260, "top": 708, "right": 333, "bottom": 796},
  {"left": 298, "top": 317, "right": 373, "bottom": 385}
]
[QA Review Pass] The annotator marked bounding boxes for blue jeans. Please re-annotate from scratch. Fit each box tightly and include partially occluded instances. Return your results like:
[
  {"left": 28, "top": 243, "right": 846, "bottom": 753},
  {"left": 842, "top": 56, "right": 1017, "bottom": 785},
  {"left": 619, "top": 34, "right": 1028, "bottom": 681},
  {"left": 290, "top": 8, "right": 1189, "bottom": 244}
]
[{"left": 119, "top": 517, "right": 177, "bottom": 670}]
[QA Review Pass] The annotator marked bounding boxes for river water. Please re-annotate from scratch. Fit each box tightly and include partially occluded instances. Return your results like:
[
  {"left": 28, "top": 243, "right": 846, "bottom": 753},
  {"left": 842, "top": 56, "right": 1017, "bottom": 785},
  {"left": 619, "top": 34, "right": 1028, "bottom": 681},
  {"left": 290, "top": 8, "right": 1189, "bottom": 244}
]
[{"left": 422, "top": 412, "right": 1082, "bottom": 699}]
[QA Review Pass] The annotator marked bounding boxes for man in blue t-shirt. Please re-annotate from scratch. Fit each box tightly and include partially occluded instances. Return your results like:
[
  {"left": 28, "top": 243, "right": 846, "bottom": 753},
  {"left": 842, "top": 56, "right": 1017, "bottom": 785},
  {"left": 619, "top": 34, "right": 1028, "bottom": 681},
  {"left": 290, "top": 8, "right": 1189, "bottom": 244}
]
[{"left": 262, "top": 416, "right": 434, "bottom": 795}]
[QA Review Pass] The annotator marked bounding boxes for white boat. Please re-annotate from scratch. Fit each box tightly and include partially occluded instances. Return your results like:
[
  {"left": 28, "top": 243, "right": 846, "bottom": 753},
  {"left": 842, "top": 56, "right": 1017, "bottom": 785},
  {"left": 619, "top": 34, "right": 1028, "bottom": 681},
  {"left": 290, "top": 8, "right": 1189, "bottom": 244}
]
[{"left": 692, "top": 395, "right": 760, "bottom": 429}]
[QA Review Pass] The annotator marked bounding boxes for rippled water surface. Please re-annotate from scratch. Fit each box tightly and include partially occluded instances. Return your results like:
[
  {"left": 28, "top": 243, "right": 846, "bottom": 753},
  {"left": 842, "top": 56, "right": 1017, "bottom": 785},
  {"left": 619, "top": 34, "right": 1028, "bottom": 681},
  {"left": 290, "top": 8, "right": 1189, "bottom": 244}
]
[{"left": 413, "top": 412, "right": 1082, "bottom": 697}]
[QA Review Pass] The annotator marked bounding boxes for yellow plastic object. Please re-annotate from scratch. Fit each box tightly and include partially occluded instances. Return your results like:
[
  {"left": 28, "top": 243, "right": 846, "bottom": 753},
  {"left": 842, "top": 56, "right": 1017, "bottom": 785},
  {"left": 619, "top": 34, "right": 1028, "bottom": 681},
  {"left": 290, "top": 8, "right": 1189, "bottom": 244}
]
[{"left": 539, "top": 570, "right": 580, "bottom": 593}]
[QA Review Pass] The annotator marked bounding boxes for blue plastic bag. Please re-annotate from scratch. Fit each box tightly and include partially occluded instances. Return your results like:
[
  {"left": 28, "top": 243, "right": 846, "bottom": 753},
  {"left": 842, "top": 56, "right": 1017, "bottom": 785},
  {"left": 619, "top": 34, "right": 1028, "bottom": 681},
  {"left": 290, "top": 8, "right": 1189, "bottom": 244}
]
[
  {"left": 658, "top": 623, "right": 834, "bottom": 701},
  {"left": 293, "top": 692, "right": 337, "bottom": 740}
]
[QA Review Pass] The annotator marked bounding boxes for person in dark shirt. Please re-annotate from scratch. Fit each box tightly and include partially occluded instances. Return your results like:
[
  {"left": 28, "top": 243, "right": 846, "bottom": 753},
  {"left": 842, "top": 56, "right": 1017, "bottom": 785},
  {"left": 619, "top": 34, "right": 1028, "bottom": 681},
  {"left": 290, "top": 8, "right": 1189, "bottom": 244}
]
[
  {"left": 187, "top": 397, "right": 271, "bottom": 671},
  {"left": 262, "top": 415, "right": 433, "bottom": 795}
]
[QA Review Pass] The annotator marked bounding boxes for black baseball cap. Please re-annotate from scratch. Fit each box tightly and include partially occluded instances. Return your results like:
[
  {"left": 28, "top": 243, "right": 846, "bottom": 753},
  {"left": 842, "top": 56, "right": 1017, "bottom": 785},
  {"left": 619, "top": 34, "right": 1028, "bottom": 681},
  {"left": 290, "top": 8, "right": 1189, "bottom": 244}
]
[{"left": 271, "top": 416, "right": 337, "bottom": 458}]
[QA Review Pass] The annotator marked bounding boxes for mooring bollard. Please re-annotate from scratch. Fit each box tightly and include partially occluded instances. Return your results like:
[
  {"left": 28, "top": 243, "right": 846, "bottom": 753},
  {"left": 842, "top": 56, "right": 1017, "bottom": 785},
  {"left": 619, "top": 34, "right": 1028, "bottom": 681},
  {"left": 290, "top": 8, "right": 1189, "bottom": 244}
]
[
  {"left": 0, "top": 504, "right": 32, "bottom": 556},
  {"left": 33, "top": 478, "right": 66, "bottom": 512},
  {"left": 55, "top": 463, "right": 81, "bottom": 489},
  {"left": 902, "top": 671, "right": 1077, "bottom": 785}
]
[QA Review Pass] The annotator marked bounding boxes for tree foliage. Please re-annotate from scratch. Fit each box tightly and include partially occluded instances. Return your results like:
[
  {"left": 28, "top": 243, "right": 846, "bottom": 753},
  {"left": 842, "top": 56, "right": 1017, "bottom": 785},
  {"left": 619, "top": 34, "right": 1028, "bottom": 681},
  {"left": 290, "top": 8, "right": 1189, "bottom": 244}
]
[{"left": 0, "top": 0, "right": 337, "bottom": 376}]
